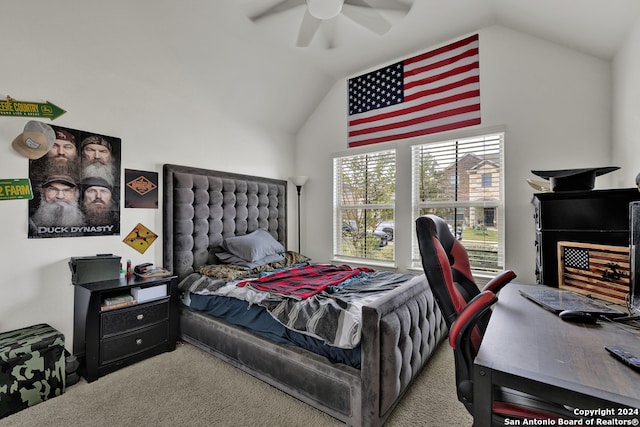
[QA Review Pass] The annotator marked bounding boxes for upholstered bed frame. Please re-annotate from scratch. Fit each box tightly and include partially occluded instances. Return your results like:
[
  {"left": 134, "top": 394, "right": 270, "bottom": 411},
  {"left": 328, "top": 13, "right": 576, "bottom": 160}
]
[{"left": 163, "top": 164, "right": 447, "bottom": 426}]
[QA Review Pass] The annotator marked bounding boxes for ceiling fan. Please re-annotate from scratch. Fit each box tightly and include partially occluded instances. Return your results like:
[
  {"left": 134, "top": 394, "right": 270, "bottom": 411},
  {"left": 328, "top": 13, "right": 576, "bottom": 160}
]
[{"left": 245, "top": 0, "right": 413, "bottom": 48}]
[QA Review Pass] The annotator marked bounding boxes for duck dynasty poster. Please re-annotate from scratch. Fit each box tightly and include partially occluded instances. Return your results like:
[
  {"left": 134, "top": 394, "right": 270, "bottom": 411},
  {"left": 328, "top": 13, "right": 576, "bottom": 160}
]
[{"left": 26, "top": 123, "right": 121, "bottom": 238}]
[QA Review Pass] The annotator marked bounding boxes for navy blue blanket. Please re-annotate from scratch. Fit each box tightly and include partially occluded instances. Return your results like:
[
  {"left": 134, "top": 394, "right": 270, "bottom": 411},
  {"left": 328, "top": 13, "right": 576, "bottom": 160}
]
[{"left": 188, "top": 293, "right": 362, "bottom": 368}]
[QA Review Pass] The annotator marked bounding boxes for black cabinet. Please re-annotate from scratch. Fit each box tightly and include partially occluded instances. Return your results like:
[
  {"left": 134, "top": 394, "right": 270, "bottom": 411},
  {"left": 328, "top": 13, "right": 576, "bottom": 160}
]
[
  {"left": 73, "top": 275, "right": 178, "bottom": 382},
  {"left": 532, "top": 188, "right": 640, "bottom": 287}
]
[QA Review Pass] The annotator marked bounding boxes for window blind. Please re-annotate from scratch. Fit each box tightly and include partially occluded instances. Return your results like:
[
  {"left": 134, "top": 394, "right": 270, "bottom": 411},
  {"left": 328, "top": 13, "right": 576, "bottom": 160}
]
[
  {"left": 333, "top": 149, "right": 396, "bottom": 262},
  {"left": 411, "top": 133, "right": 505, "bottom": 271}
]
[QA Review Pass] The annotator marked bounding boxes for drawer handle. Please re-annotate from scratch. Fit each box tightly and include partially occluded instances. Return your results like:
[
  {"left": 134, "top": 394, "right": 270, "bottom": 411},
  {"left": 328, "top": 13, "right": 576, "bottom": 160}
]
[
  {"left": 137, "top": 314, "right": 144, "bottom": 321},
  {"left": 136, "top": 339, "right": 143, "bottom": 346}
]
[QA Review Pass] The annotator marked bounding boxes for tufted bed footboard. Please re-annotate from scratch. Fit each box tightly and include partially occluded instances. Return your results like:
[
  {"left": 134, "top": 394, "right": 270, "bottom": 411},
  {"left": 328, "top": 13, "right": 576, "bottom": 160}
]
[
  {"left": 361, "top": 274, "right": 447, "bottom": 425},
  {"left": 178, "top": 273, "right": 446, "bottom": 426}
]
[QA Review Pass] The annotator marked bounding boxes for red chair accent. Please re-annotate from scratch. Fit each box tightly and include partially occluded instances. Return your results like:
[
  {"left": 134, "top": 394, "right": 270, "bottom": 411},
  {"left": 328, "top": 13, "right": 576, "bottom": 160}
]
[{"left": 425, "top": 214, "right": 516, "bottom": 301}]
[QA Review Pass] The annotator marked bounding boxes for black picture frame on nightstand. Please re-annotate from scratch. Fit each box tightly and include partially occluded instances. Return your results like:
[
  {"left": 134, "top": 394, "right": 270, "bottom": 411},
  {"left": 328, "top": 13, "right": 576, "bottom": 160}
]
[{"left": 72, "top": 274, "right": 178, "bottom": 382}]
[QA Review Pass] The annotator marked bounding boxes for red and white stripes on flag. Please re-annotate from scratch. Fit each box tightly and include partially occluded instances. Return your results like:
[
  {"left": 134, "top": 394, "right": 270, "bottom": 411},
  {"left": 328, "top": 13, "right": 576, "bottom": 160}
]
[{"left": 347, "top": 34, "right": 480, "bottom": 148}]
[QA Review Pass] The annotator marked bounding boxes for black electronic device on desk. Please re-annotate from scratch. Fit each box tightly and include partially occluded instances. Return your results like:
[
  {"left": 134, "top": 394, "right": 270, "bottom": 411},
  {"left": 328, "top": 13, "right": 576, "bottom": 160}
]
[
  {"left": 605, "top": 346, "right": 640, "bottom": 372},
  {"left": 134, "top": 263, "right": 171, "bottom": 278},
  {"left": 558, "top": 310, "right": 598, "bottom": 324},
  {"left": 519, "top": 287, "right": 626, "bottom": 319}
]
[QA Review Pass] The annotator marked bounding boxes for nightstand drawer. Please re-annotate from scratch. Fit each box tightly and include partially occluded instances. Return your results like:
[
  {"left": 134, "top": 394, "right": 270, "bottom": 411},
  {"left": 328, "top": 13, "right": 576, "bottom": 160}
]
[
  {"left": 100, "top": 321, "right": 168, "bottom": 365},
  {"left": 101, "top": 298, "right": 169, "bottom": 337}
]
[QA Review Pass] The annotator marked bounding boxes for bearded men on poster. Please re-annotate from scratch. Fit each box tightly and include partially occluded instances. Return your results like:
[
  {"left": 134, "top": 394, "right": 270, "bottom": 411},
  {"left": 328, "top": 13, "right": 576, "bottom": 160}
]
[{"left": 27, "top": 124, "right": 121, "bottom": 238}]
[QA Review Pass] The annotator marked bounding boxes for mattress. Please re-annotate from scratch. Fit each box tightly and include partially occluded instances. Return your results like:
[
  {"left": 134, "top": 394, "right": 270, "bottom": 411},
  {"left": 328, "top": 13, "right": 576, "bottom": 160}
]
[{"left": 180, "top": 267, "right": 423, "bottom": 368}]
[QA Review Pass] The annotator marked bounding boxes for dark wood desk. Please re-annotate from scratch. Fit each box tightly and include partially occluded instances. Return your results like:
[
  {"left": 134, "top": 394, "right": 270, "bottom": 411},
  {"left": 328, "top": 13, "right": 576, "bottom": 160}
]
[{"left": 473, "top": 283, "right": 640, "bottom": 426}]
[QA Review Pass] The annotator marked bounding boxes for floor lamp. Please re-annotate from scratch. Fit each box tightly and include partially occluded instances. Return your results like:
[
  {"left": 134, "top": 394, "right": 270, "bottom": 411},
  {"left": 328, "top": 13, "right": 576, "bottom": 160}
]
[{"left": 289, "top": 176, "right": 308, "bottom": 253}]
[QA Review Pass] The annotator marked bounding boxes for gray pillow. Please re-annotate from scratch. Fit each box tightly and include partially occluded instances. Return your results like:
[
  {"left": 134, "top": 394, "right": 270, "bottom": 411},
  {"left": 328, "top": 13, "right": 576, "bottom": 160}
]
[
  {"left": 215, "top": 251, "right": 285, "bottom": 269},
  {"left": 222, "top": 228, "right": 285, "bottom": 262}
]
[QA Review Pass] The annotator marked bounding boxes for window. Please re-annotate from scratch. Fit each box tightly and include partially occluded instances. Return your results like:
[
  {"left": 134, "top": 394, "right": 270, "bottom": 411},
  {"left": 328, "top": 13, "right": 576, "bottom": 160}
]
[
  {"left": 450, "top": 175, "right": 458, "bottom": 190},
  {"left": 482, "top": 173, "right": 492, "bottom": 188},
  {"left": 333, "top": 149, "right": 395, "bottom": 263},
  {"left": 412, "top": 133, "right": 505, "bottom": 272}
]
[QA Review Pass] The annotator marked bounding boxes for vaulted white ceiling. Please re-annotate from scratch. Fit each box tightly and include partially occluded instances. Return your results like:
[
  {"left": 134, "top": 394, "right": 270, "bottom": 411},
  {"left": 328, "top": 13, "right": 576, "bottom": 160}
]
[
  {"left": 4, "top": 0, "right": 640, "bottom": 135},
  {"left": 237, "top": 0, "right": 640, "bottom": 76},
  {"left": 227, "top": 0, "right": 640, "bottom": 132}
]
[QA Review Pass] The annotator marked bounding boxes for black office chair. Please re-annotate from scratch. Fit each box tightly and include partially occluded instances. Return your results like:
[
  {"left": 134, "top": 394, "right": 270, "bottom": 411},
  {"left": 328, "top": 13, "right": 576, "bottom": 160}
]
[
  {"left": 425, "top": 214, "right": 516, "bottom": 303},
  {"left": 416, "top": 215, "right": 578, "bottom": 425},
  {"left": 419, "top": 215, "right": 516, "bottom": 334}
]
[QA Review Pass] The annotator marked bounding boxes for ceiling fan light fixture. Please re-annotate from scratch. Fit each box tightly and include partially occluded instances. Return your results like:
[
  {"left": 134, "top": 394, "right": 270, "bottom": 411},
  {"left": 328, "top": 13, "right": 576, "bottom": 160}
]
[{"left": 306, "top": 0, "right": 344, "bottom": 20}]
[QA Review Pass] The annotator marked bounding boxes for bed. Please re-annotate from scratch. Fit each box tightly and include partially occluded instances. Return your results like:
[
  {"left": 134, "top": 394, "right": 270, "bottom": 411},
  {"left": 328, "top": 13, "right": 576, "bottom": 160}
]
[{"left": 162, "top": 164, "right": 447, "bottom": 426}]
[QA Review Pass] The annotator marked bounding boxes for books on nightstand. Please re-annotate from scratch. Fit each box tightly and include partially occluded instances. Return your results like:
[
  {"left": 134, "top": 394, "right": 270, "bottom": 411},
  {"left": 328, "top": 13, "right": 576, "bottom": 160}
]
[{"left": 101, "top": 294, "right": 136, "bottom": 311}]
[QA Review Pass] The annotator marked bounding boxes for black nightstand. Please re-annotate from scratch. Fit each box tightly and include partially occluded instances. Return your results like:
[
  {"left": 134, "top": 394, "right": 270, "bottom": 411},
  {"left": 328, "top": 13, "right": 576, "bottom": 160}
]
[{"left": 73, "top": 274, "right": 178, "bottom": 382}]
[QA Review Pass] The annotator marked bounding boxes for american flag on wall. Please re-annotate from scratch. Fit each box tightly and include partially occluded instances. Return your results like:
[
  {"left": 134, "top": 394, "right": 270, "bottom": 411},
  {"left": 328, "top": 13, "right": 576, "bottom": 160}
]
[{"left": 347, "top": 34, "right": 480, "bottom": 148}]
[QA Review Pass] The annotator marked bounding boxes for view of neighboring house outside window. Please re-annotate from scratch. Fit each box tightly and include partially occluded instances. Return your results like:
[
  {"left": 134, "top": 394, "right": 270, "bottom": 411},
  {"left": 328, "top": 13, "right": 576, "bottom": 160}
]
[
  {"left": 333, "top": 149, "right": 395, "bottom": 263},
  {"left": 411, "top": 132, "right": 505, "bottom": 272}
]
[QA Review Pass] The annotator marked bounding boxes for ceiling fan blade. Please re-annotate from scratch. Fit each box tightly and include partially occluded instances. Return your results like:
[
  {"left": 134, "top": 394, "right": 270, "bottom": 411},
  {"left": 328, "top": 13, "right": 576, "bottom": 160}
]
[
  {"left": 344, "top": 0, "right": 412, "bottom": 13},
  {"left": 321, "top": 19, "right": 338, "bottom": 50},
  {"left": 341, "top": 4, "right": 392, "bottom": 35},
  {"left": 296, "top": 10, "right": 322, "bottom": 47},
  {"left": 249, "top": 0, "right": 305, "bottom": 21}
]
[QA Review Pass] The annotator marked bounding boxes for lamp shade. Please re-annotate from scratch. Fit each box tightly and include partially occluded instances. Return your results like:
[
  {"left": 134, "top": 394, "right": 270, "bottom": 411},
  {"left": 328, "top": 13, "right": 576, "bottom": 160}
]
[{"left": 290, "top": 176, "right": 309, "bottom": 187}]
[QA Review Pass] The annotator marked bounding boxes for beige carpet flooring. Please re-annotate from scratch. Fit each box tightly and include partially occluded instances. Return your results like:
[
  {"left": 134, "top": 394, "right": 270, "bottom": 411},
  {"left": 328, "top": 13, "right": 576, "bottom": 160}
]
[{"left": 0, "top": 341, "right": 472, "bottom": 427}]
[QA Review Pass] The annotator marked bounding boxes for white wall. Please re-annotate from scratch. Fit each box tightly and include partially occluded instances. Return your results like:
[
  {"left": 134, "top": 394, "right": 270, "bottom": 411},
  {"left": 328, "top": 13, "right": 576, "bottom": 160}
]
[
  {"left": 0, "top": 3, "right": 630, "bottom": 348},
  {"left": 612, "top": 15, "right": 640, "bottom": 187},
  {"left": 0, "top": 1, "right": 314, "bottom": 344},
  {"left": 296, "top": 25, "right": 613, "bottom": 283}
]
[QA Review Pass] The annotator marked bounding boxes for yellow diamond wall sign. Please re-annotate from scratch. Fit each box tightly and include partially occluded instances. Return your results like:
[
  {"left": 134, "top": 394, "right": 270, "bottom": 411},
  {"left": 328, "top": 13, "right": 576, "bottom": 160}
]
[{"left": 123, "top": 223, "right": 157, "bottom": 254}]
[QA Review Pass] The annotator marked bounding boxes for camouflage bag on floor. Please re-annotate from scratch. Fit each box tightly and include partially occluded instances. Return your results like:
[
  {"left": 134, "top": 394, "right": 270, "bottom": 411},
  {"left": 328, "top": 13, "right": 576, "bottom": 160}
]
[{"left": 0, "top": 323, "right": 66, "bottom": 419}]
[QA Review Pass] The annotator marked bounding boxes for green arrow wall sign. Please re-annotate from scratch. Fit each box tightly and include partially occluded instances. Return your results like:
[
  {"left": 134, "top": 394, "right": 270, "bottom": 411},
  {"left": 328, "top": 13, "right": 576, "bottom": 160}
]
[{"left": 0, "top": 96, "right": 66, "bottom": 120}]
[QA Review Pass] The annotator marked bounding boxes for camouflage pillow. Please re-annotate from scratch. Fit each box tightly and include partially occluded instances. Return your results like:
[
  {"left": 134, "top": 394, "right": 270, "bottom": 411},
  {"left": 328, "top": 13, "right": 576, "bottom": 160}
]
[
  {"left": 198, "top": 264, "right": 253, "bottom": 280},
  {"left": 283, "top": 251, "right": 311, "bottom": 266},
  {"left": 256, "top": 251, "right": 310, "bottom": 271}
]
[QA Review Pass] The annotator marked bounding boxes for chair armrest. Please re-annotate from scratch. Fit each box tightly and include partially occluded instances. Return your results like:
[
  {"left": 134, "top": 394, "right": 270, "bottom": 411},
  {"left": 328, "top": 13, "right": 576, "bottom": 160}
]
[
  {"left": 481, "top": 270, "right": 517, "bottom": 294},
  {"left": 449, "top": 291, "right": 498, "bottom": 349}
]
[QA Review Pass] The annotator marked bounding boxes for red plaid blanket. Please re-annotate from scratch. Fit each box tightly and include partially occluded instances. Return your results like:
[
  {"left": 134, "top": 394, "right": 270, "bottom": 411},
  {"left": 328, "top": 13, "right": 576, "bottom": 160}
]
[{"left": 237, "top": 264, "right": 373, "bottom": 299}]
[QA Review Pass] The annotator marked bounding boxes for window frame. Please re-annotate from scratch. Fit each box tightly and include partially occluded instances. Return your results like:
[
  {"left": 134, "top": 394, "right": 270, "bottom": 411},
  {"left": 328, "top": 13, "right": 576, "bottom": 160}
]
[
  {"left": 410, "top": 131, "right": 506, "bottom": 272},
  {"left": 332, "top": 147, "right": 396, "bottom": 266}
]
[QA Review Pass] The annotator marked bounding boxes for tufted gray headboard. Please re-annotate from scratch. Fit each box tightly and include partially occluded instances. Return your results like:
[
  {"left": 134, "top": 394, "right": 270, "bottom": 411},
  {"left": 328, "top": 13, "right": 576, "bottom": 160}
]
[{"left": 163, "top": 164, "right": 287, "bottom": 280}]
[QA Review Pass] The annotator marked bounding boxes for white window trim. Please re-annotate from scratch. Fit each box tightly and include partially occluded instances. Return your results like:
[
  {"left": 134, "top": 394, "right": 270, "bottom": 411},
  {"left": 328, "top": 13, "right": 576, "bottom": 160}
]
[
  {"left": 409, "top": 126, "right": 506, "bottom": 272},
  {"left": 330, "top": 125, "right": 506, "bottom": 274}
]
